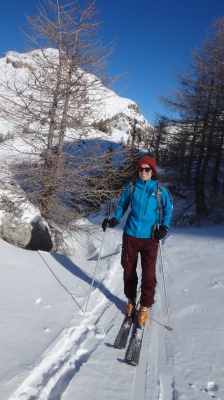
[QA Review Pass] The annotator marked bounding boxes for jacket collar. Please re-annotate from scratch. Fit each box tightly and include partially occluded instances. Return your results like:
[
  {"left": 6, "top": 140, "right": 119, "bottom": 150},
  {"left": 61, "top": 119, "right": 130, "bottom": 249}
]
[{"left": 136, "top": 178, "right": 159, "bottom": 188}]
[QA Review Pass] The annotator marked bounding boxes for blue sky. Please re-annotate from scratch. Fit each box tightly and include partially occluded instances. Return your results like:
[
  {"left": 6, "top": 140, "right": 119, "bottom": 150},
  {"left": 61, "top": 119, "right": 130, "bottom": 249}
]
[{"left": 0, "top": 0, "right": 223, "bottom": 125}]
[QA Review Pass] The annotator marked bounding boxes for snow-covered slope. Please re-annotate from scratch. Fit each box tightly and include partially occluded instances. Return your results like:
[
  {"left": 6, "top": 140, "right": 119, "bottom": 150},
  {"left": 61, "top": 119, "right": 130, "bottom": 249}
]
[
  {"left": 1, "top": 211, "right": 224, "bottom": 400},
  {"left": 1, "top": 48, "right": 223, "bottom": 400},
  {"left": 0, "top": 49, "right": 152, "bottom": 142}
]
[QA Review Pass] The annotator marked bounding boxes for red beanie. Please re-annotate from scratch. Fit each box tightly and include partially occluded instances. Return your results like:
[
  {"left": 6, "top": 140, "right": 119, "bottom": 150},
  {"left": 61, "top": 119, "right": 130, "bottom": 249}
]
[{"left": 136, "top": 156, "right": 157, "bottom": 173}]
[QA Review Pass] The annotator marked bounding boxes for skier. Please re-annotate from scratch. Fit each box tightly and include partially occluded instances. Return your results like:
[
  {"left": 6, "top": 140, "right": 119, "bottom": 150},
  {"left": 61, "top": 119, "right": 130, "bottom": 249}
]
[{"left": 102, "top": 156, "right": 172, "bottom": 326}]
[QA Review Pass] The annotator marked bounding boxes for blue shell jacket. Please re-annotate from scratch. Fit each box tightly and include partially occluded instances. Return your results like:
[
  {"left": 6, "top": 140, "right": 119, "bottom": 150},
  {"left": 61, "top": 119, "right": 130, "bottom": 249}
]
[{"left": 113, "top": 178, "right": 173, "bottom": 239}]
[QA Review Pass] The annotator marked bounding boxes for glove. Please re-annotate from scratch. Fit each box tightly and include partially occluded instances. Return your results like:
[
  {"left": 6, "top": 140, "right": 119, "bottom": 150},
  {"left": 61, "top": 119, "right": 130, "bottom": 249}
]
[
  {"left": 102, "top": 217, "right": 118, "bottom": 231},
  {"left": 153, "top": 225, "right": 168, "bottom": 240}
]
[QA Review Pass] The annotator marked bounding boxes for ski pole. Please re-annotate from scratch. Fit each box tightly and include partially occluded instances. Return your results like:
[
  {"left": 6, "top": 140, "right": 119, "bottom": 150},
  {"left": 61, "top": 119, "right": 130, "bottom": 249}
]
[
  {"left": 158, "top": 240, "right": 171, "bottom": 327},
  {"left": 84, "top": 199, "right": 111, "bottom": 317},
  {"left": 107, "top": 198, "right": 111, "bottom": 220},
  {"left": 84, "top": 230, "right": 106, "bottom": 317},
  {"left": 149, "top": 316, "right": 173, "bottom": 331}
]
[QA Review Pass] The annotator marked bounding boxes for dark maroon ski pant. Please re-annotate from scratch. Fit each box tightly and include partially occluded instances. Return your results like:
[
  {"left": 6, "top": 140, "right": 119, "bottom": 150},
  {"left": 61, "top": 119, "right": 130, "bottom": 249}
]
[{"left": 121, "top": 232, "right": 158, "bottom": 307}]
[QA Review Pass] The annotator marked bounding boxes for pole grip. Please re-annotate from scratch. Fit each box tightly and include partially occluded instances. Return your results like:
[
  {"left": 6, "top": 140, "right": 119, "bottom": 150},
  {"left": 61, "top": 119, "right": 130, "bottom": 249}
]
[{"left": 107, "top": 198, "right": 111, "bottom": 219}]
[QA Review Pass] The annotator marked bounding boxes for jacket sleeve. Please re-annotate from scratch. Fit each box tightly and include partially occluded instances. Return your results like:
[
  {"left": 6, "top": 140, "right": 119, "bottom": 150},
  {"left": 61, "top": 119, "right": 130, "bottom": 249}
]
[
  {"left": 161, "top": 187, "right": 173, "bottom": 228},
  {"left": 113, "top": 184, "right": 131, "bottom": 223}
]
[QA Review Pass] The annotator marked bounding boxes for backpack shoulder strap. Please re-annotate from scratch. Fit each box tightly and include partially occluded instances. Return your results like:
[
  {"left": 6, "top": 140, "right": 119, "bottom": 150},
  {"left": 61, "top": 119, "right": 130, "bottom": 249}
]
[
  {"left": 156, "top": 182, "right": 163, "bottom": 210},
  {"left": 129, "top": 181, "right": 135, "bottom": 203}
]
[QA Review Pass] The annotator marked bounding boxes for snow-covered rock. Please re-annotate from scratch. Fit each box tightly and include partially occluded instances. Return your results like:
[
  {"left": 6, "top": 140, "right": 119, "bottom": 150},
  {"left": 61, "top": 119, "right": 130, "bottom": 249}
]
[{"left": 0, "top": 189, "right": 53, "bottom": 251}]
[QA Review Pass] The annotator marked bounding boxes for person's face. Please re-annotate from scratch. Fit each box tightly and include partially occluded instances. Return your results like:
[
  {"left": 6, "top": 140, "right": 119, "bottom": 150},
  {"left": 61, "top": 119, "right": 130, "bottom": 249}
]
[{"left": 138, "top": 164, "right": 153, "bottom": 181}]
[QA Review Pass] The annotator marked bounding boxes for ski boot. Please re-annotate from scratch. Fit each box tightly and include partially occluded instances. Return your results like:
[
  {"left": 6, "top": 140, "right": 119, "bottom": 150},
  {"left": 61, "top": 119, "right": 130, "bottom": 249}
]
[
  {"left": 138, "top": 305, "right": 150, "bottom": 326},
  {"left": 126, "top": 298, "right": 136, "bottom": 316}
]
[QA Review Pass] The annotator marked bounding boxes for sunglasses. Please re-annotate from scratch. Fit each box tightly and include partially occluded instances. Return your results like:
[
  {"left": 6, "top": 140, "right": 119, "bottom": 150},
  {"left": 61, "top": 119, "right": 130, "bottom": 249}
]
[{"left": 138, "top": 167, "right": 152, "bottom": 173}]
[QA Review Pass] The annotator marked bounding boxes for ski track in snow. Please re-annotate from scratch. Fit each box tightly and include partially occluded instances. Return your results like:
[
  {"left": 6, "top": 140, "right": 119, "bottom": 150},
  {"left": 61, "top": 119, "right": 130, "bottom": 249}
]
[
  {"left": 9, "top": 289, "right": 116, "bottom": 399},
  {"left": 7, "top": 241, "right": 133, "bottom": 400},
  {"left": 8, "top": 236, "right": 177, "bottom": 400},
  {"left": 154, "top": 274, "right": 175, "bottom": 400},
  {"left": 7, "top": 228, "right": 224, "bottom": 400},
  {"left": 8, "top": 269, "right": 119, "bottom": 398}
]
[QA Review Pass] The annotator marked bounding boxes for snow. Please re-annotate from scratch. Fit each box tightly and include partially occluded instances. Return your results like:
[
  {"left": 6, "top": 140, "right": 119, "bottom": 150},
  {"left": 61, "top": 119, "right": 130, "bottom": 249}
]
[
  {"left": 1, "top": 217, "right": 224, "bottom": 400},
  {"left": 0, "top": 48, "right": 223, "bottom": 400},
  {"left": 0, "top": 50, "right": 143, "bottom": 127}
]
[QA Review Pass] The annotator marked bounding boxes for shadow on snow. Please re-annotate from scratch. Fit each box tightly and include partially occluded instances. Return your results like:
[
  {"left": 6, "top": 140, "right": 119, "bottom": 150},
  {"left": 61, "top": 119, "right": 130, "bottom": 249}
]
[{"left": 51, "top": 252, "right": 125, "bottom": 313}]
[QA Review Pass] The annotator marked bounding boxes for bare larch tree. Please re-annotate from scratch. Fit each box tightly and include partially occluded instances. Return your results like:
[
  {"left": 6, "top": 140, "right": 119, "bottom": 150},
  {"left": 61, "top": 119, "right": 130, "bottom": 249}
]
[
  {"left": 152, "top": 17, "right": 224, "bottom": 225},
  {"left": 0, "top": 0, "right": 137, "bottom": 237}
]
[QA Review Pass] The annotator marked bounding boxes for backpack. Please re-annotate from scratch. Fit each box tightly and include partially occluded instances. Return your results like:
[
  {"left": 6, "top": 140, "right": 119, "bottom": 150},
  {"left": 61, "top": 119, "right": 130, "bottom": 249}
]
[{"left": 129, "top": 181, "right": 163, "bottom": 210}]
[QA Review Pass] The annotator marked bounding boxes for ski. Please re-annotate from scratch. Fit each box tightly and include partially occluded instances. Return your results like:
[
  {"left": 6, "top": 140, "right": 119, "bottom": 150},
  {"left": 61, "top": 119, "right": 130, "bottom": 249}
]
[
  {"left": 114, "top": 313, "right": 135, "bottom": 349},
  {"left": 125, "top": 323, "right": 145, "bottom": 366}
]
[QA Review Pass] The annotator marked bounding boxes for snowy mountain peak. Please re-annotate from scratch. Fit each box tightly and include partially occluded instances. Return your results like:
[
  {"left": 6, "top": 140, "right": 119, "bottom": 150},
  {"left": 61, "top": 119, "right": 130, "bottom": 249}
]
[{"left": 0, "top": 49, "right": 153, "bottom": 140}]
